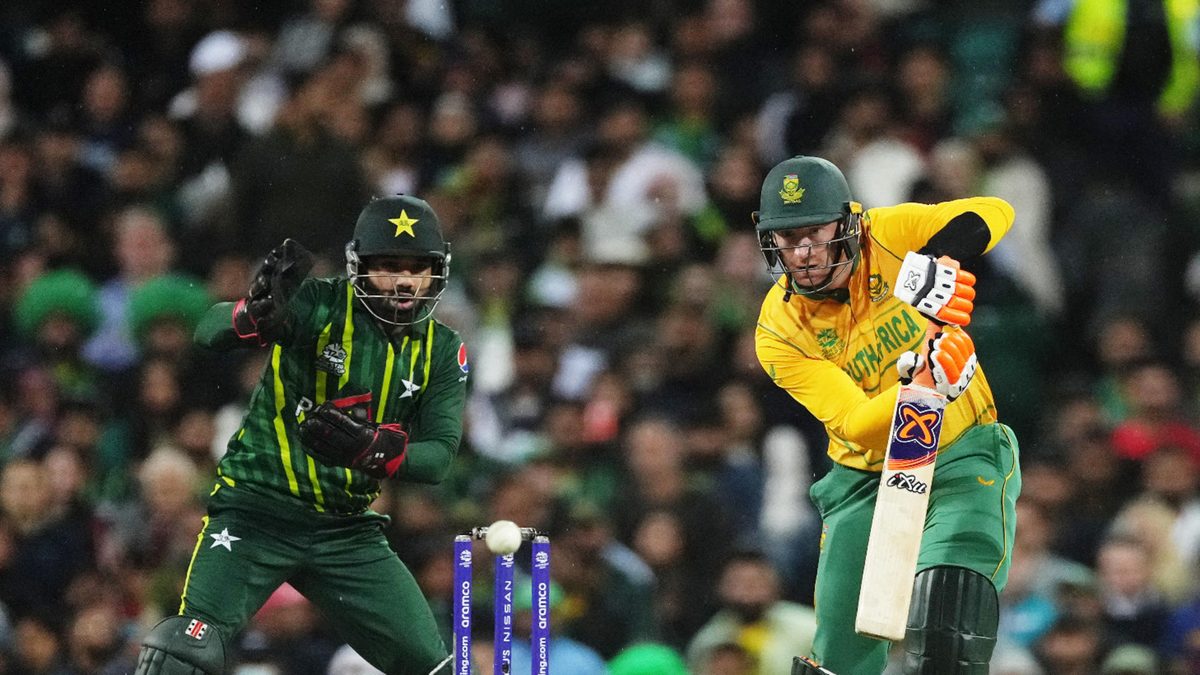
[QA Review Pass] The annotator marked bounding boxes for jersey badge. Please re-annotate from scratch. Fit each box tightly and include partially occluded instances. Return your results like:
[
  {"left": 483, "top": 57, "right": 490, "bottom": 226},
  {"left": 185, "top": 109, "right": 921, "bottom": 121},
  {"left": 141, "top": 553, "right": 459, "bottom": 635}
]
[
  {"left": 816, "top": 328, "right": 845, "bottom": 359},
  {"left": 316, "top": 344, "right": 347, "bottom": 376},
  {"left": 457, "top": 343, "right": 470, "bottom": 374},
  {"left": 868, "top": 273, "right": 890, "bottom": 302},
  {"left": 209, "top": 527, "right": 241, "bottom": 551},
  {"left": 400, "top": 378, "right": 421, "bottom": 398}
]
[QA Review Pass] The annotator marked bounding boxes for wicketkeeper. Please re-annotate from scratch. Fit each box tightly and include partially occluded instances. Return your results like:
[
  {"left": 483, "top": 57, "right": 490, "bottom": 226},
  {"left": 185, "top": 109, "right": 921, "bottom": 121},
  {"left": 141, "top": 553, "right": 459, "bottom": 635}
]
[
  {"left": 135, "top": 195, "right": 467, "bottom": 675},
  {"left": 752, "top": 157, "right": 1022, "bottom": 674}
]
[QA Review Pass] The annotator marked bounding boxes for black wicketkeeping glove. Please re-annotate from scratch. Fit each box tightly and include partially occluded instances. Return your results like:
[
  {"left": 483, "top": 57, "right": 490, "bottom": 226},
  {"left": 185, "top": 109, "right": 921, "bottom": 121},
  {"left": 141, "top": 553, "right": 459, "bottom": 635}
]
[
  {"left": 233, "top": 238, "right": 315, "bottom": 345},
  {"left": 298, "top": 402, "right": 408, "bottom": 479}
]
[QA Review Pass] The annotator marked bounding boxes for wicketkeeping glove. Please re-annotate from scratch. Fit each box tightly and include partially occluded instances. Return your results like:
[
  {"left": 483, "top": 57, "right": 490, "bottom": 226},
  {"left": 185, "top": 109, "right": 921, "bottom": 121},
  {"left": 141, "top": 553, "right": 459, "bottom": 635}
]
[
  {"left": 893, "top": 252, "right": 976, "bottom": 326},
  {"left": 233, "top": 238, "right": 315, "bottom": 345},
  {"left": 298, "top": 402, "right": 408, "bottom": 479}
]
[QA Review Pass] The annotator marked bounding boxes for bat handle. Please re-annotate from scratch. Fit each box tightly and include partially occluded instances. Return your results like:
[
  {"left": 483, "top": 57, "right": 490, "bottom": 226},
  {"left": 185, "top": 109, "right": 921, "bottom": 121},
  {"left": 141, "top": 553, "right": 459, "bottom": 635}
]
[{"left": 910, "top": 322, "right": 941, "bottom": 389}]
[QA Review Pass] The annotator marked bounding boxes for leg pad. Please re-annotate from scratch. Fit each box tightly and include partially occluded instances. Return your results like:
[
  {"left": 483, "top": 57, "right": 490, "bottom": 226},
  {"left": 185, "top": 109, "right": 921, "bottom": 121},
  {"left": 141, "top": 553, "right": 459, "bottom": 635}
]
[
  {"left": 135, "top": 615, "right": 228, "bottom": 675},
  {"left": 902, "top": 566, "right": 999, "bottom": 674}
]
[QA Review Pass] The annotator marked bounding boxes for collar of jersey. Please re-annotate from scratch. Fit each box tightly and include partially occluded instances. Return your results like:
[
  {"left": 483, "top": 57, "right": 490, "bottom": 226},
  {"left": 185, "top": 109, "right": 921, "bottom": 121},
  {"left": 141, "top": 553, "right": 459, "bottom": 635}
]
[
  {"left": 390, "top": 312, "right": 432, "bottom": 339},
  {"left": 794, "top": 285, "right": 851, "bottom": 303}
]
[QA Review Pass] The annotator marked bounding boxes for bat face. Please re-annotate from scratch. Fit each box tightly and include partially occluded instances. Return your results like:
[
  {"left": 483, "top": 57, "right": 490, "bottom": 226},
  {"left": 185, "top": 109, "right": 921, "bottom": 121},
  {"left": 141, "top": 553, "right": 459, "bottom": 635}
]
[{"left": 856, "top": 383, "right": 947, "bottom": 642}]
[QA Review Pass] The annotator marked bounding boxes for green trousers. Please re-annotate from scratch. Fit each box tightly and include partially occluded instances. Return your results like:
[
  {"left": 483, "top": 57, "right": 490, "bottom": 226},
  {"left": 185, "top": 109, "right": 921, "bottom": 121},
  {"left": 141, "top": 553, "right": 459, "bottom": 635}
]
[
  {"left": 177, "top": 484, "right": 447, "bottom": 675},
  {"left": 808, "top": 423, "right": 1021, "bottom": 674}
]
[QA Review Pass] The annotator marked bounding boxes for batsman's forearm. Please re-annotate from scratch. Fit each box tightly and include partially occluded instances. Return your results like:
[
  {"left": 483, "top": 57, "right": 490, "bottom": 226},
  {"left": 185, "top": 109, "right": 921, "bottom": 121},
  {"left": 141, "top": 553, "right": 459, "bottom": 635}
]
[
  {"left": 831, "top": 383, "right": 901, "bottom": 453},
  {"left": 393, "top": 438, "right": 458, "bottom": 483},
  {"left": 195, "top": 302, "right": 254, "bottom": 350}
]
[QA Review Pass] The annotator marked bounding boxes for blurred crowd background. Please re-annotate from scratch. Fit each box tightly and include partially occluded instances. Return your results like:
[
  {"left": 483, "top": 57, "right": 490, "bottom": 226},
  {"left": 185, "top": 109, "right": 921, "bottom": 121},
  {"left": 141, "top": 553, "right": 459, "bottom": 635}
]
[{"left": 1, "top": 0, "right": 1200, "bottom": 673}]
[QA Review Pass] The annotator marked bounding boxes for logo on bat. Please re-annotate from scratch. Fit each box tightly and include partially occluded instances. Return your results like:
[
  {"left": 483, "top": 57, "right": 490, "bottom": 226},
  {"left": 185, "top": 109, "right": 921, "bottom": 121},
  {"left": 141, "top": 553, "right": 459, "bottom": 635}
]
[
  {"left": 886, "top": 400, "right": 943, "bottom": 470},
  {"left": 887, "top": 471, "right": 928, "bottom": 494},
  {"left": 896, "top": 403, "right": 941, "bottom": 449}
]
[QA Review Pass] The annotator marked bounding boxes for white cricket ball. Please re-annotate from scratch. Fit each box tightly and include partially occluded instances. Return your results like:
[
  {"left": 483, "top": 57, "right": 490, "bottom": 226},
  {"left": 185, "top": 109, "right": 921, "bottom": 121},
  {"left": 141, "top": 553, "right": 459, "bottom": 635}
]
[{"left": 485, "top": 520, "right": 523, "bottom": 555}]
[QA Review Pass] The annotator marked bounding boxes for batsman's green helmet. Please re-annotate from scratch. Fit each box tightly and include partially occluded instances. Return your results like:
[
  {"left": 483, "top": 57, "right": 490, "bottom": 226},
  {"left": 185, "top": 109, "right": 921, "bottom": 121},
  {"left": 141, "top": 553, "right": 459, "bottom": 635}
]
[
  {"left": 754, "top": 156, "right": 863, "bottom": 295},
  {"left": 754, "top": 155, "right": 854, "bottom": 232}
]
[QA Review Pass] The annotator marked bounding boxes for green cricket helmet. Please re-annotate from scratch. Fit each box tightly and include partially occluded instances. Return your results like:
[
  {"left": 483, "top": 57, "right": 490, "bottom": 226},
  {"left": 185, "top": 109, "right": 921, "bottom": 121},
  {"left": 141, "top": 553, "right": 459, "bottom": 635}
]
[
  {"left": 753, "top": 155, "right": 863, "bottom": 295},
  {"left": 345, "top": 195, "right": 451, "bottom": 326}
]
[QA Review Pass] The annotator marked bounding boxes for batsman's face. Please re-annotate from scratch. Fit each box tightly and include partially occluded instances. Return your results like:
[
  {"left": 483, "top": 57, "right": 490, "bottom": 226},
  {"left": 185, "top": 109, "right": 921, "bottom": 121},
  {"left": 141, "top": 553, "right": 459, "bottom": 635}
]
[
  {"left": 363, "top": 255, "right": 434, "bottom": 312},
  {"left": 772, "top": 220, "right": 851, "bottom": 289}
]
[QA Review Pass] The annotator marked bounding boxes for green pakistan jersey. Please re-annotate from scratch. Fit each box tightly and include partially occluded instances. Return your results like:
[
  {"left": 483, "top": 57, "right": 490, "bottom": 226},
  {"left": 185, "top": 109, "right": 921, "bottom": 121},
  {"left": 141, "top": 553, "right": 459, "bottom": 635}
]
[{"left": 195, "top": 277, "right": 468, "bottom": 514}]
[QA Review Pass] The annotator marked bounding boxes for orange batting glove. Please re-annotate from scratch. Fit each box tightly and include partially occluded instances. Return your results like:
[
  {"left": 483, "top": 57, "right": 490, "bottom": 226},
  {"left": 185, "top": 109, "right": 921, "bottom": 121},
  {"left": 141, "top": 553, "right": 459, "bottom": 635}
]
[
  {"left": 929, "top": 325, "right": 977, "bottom": 400},
  {"left": 896, "top": 324, "right": 977, "bottom": 401},
  {"left": 894, "top": 252, "right": 976, "bottom": 326}
]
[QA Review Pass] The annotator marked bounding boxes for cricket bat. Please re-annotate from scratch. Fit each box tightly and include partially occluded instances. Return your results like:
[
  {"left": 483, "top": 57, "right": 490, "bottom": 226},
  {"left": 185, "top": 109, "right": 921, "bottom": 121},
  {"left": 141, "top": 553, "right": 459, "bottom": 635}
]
[{"left": 855, "top": 351, "right": 947, "bottom": 642}]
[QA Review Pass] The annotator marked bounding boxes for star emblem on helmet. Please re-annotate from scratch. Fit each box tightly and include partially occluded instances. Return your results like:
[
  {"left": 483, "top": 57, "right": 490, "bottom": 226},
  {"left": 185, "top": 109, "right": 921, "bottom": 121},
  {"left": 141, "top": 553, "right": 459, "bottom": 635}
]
[{"left": 389, "top": 210, "right": 418, "bottom": 237}]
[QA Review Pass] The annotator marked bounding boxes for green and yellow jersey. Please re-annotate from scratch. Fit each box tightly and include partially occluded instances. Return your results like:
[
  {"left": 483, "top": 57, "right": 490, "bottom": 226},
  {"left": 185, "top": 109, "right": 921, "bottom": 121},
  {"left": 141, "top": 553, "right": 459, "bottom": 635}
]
[
  {"left": 755, "top": 198, "right": 1014, "bottom": 471},
  {"left": 195, "top": 277, "right": 467, "bottom": 513}
]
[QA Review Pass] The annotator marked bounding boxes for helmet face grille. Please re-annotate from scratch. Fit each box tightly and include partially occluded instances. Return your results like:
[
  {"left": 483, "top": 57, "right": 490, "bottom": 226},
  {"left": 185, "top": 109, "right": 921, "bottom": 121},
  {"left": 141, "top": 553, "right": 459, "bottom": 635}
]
[
  {"left": 758, "top": 213, "right": 861, "bottom": 295},
  {"left": 345, "top": 241, "right": 451, "bottom": 326}
]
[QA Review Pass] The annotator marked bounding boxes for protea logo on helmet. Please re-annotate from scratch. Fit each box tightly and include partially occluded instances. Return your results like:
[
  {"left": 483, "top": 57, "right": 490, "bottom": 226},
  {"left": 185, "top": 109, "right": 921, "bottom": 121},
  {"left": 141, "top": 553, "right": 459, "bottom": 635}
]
[{"left": 779, "top": 174, "right": 805, "bottom": 204}]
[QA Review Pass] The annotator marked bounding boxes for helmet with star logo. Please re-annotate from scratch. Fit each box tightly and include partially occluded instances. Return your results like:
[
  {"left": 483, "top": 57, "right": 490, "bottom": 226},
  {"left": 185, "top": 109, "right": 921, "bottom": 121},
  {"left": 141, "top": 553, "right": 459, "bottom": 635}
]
[
  {"left": 753, "top": 155, "right": 863, "bottom": 295},
  {"left": 346, "top": 195, "right": 451, "bottom": 325}
]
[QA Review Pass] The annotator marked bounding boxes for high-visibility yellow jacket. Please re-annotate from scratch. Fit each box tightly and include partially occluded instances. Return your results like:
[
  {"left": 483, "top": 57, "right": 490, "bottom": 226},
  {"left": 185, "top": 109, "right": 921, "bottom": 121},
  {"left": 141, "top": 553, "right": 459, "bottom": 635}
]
[{"left": 1064, "top": 0, "right": 1200, "bottom": 115}]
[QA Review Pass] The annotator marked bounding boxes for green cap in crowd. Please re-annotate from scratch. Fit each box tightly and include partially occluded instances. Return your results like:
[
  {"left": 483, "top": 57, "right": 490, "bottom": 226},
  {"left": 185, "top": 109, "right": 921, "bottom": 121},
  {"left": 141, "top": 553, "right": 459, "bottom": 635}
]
[
  {"left": 607, "top": 642, "right": 690, "bottom": 675},
  {"left": 128, "top": 274, "right": 214, "bottom": 342},
  {"left": 14, "top": 268, "right": 100, "bottom": 338}
]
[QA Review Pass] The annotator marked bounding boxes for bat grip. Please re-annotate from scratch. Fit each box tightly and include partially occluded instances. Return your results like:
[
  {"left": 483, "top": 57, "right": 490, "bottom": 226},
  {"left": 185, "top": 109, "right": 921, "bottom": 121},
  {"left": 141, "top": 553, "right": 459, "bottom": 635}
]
[{"left": 911, "top": 322, "right": 940, "bottom": 389}]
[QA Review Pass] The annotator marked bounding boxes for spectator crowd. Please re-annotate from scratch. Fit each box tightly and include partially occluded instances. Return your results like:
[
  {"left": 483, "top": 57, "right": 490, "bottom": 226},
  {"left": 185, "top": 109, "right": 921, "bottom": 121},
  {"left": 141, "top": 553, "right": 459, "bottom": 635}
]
[{"left": 2, "top": 0, "right": 1200, "bottom": 673}]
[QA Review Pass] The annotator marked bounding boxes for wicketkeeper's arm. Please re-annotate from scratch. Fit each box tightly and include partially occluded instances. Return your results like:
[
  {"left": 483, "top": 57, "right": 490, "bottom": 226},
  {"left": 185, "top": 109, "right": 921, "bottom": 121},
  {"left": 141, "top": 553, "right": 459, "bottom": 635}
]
[
  {"left": 195, "top": 240, "right": 318, "bottom": 350},
  {"left": 390, "top": 340, "right": 469, "bottom": 484}
]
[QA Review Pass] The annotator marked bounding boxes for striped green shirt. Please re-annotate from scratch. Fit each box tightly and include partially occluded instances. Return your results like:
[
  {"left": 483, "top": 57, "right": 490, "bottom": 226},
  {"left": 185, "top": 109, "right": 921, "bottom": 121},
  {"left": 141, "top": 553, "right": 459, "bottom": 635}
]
[{"left": 195, "top": 278, "right": 468, "bottom": 514}]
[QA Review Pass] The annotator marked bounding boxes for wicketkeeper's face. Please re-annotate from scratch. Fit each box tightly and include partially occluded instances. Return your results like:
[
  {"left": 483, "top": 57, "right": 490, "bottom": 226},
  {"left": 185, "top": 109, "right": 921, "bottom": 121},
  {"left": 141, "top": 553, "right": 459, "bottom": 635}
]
[
  {"left": 363, "top": 255, "right": 435, "bottom": 313},
  {"left": 771, "top": 220, "right": 851, "bottom": 289}
]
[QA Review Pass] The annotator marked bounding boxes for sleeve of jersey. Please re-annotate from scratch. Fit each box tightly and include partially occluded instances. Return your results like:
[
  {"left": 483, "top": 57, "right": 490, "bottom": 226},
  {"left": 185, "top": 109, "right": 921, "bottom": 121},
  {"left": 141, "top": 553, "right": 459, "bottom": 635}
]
[
  {"left": 870, "top": 198, "right": 1014, "bottom": 262},
  {"left": 393, "top": 338, "right": 468, "bottom": 484},
  {"left": 756, "top": 328, "right": 899, "bottom": 458},
  {"left": 193, "top": 279, "right": 327, "bottom": 350}
]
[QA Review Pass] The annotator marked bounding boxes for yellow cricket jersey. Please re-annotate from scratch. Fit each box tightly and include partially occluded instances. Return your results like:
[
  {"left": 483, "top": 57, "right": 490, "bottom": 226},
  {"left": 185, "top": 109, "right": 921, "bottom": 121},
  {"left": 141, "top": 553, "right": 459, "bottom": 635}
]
[{"left": 755, "top": 198, "right": 1014, "bottom": 470}]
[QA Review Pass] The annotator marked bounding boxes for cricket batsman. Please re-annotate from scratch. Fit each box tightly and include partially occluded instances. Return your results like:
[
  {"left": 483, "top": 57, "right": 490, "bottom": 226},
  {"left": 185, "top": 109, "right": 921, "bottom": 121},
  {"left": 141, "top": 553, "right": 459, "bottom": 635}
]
[
  {"left": 753, "top": 157, "right": 1022, "bottom": 674},
  {"left": 135, "top": 195, "right": 467, "bottom": 675}
]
